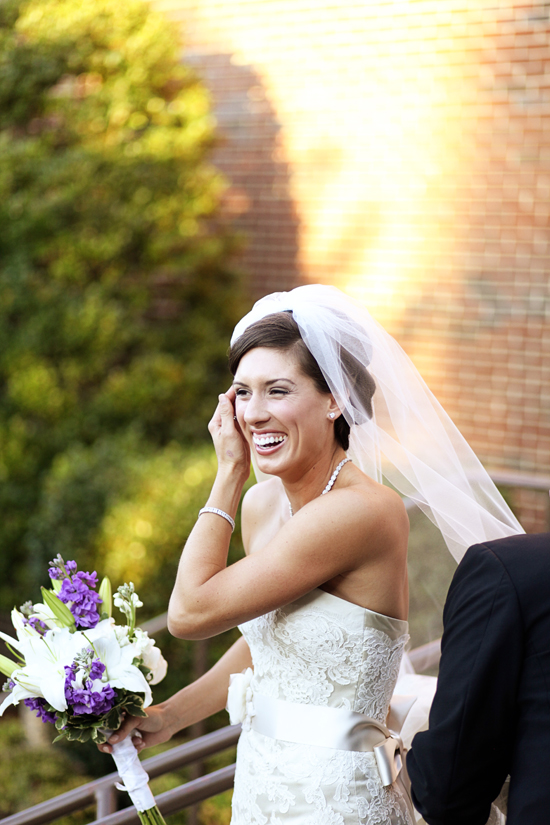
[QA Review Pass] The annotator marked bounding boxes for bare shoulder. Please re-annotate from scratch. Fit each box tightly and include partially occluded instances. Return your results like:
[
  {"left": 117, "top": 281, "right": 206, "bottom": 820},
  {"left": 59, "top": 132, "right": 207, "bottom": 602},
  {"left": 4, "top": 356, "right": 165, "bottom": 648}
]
[
  {"left": 304, "top": 472, "right": 409, "bottom": 560},
  {"left": 364, "top": 482, "right": 409, "bottom": 550},
  {"left": 350, "top": 477, "right": 408, "bottom": 543}
]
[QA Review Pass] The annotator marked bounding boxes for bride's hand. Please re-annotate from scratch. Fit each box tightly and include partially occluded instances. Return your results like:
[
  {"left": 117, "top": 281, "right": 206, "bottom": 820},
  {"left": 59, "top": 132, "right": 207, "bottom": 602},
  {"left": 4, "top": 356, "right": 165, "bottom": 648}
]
[
  {"left": 208, "top": 387, "right": 250, "bottom": 477},
  {"left": 98, "top": 705, "right": 172, "bottom": 755}
]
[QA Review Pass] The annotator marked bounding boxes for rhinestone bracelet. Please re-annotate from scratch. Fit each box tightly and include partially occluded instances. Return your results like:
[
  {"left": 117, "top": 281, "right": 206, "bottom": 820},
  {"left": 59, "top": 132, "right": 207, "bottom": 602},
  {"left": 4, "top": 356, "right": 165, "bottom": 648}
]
[{"left": 198, "top": 507, "right": 235, "bottom": 532}]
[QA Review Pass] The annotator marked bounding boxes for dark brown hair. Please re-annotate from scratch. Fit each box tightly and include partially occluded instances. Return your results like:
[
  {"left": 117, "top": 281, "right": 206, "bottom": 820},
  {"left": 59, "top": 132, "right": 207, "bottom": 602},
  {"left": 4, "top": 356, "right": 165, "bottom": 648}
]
[{"left": 228, "top": 311, "right": 375, "bottom": 451}]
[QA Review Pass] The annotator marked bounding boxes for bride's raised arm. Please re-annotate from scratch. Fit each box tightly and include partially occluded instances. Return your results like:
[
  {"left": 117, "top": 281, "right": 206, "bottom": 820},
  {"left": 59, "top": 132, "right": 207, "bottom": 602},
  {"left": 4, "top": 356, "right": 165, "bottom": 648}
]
[{"left": 167, "top": 380, "right": 408, "bottom": 640}]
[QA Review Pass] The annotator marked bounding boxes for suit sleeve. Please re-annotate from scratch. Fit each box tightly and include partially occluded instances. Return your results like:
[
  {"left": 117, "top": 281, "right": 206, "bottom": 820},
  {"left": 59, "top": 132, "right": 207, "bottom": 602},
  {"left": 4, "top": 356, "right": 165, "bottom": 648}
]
[{"left": 406, "top": 543, "right": 524, "bottom": 825}]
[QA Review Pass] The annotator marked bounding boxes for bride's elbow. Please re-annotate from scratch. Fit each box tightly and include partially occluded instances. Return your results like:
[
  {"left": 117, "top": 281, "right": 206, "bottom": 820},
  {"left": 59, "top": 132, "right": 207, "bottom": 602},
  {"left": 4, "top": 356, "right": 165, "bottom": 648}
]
[{"left": 167, "top": 603, "right": 216, "bottom": 640}]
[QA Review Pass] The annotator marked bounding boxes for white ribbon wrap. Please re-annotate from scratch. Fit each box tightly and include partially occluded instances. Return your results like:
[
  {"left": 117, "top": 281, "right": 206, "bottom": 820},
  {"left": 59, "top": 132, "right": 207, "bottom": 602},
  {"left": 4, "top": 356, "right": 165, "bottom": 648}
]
[{"left": 110, "top": 736, "right": 156, "bottom": 812}]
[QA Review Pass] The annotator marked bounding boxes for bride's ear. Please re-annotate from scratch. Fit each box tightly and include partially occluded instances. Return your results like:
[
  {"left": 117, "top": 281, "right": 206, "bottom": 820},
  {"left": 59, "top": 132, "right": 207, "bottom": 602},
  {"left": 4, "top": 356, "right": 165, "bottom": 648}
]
[{"left": 327, "top": 396, "right": 341, "bottom": 421}]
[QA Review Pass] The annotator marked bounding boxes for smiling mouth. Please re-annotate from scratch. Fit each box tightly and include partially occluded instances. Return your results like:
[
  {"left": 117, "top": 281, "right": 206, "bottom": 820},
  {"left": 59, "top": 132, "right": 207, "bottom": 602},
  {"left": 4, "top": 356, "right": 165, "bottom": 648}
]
[{"left": 252, "top": 433, "right": 287, "bottom": 452}]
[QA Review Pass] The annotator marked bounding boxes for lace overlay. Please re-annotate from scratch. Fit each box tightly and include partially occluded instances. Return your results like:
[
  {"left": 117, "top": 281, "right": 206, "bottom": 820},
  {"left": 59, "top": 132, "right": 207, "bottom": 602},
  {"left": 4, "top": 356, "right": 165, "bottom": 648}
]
[{"left": 231, "top": 589, "right": 412, "bottom": 824}]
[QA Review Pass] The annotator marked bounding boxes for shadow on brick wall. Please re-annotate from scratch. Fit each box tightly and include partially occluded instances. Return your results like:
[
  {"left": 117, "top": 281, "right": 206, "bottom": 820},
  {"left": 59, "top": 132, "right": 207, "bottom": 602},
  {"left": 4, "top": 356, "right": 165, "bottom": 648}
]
[{"left": 186, "top": 52, "right": 303, "bottom": 299}]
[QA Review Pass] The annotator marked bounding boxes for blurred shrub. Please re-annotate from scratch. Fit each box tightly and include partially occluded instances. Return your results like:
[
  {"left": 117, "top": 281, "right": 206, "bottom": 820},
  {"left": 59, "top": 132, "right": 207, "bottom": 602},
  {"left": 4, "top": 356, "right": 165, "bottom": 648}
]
[
  {"left": 407, "top": 506, "right": 457, "bottom": 661},
  {"left": 0, "top": 715, "right": 95, "bottom": 822},
  {"left": 0, "top": 0, "right": 246, "bottom": 608},
  {"left": 27, "top": 439, "right": 246, "bottom": 701}
]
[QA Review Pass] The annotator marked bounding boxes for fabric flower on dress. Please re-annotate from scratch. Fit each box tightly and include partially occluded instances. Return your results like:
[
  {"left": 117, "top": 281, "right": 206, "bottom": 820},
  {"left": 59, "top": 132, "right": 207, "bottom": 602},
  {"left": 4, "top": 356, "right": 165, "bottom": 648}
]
[{"left": 226, "top": 667, "right": 255, "bottom": 728}]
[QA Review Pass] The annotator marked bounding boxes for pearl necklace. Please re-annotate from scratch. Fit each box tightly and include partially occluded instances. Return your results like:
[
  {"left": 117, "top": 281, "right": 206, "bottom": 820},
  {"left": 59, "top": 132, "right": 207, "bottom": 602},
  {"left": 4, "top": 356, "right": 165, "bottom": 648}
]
[{"left": 288, "top": 457, "right": 352, "bottom": 517}]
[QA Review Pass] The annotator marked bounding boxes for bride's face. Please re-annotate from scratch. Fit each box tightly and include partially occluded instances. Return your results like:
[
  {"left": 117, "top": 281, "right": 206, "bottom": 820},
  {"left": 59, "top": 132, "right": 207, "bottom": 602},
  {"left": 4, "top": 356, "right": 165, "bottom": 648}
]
[{"left": 233, "top": 346, "right": 338, "bottom": 479}]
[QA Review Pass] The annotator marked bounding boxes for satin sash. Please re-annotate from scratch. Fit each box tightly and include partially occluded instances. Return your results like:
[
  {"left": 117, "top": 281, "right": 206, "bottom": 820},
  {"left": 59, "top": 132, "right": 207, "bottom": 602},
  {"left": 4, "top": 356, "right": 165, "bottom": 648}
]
[{"left": 251, "top": 693, "right": 405, "bottom": 788}]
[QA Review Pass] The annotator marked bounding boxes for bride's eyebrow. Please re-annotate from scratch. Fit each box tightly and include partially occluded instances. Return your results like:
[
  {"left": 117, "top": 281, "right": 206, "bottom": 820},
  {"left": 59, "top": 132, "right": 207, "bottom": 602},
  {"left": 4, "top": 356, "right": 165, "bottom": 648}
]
[{"left": 233, "top": 378, "right": 297, "bottom": 388}]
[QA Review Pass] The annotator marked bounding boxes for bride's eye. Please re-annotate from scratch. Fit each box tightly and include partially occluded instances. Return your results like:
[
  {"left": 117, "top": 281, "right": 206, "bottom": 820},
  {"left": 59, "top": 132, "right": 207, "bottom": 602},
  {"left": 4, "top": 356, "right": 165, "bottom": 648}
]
[
  {"left": 269, "top": 388, "right": 288, "bottom": 396},
  {"left": 234, "top": 388, "right": 249, "bottom": 398}
]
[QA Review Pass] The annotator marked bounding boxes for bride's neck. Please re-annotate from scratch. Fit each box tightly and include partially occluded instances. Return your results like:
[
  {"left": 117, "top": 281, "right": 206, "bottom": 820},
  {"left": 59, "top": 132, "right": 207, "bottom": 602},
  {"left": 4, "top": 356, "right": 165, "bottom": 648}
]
[{"left": 283, "top": 448, "right": 348, "bottom": 516}]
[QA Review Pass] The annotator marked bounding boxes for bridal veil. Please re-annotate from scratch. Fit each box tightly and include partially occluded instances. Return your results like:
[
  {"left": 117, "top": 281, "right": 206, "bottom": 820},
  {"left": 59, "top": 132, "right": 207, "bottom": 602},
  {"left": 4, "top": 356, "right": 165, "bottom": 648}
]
[{"left": 231, "top": 284, "right": 523, "bottom": 562}]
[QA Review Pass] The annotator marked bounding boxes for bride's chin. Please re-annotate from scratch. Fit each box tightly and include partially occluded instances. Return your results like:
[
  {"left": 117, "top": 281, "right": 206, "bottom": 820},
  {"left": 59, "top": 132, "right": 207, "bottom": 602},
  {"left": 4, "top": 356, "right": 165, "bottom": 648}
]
[{"left": 254, "top": 450, "right": 288, "bottom": 474}]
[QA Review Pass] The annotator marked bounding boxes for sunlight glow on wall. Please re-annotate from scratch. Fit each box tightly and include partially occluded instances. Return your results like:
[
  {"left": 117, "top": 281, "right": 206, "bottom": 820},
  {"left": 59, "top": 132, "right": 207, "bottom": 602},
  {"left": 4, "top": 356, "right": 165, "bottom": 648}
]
[{"left": 154, "top": 0, "right": 485, "bottom": 332}]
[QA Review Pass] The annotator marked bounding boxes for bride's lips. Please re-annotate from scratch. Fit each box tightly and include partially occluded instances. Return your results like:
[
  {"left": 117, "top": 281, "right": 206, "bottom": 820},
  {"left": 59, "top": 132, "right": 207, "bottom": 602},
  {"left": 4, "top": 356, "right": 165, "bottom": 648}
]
[{"left": 252, "top": 432, "right": 288, "bottom": 455}]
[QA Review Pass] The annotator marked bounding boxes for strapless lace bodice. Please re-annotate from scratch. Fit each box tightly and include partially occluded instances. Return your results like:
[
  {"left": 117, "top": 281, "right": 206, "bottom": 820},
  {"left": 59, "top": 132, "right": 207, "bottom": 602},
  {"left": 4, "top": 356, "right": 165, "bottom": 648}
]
[{"left": 230, "top": 588, "right": 414, "bottom": 825}]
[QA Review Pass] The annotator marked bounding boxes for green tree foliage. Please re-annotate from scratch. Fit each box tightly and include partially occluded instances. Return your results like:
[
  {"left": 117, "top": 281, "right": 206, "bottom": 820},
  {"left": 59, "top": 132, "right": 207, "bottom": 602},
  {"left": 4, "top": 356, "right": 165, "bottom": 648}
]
[
  {"left": 28, "top": 440, "right": 246, "bottom": 700},
  {"left": 0, "top": 0, "right": 246, "bottom": 608},
  {"left": 0, "top": 716, "right": 94, "bottom": 822}
]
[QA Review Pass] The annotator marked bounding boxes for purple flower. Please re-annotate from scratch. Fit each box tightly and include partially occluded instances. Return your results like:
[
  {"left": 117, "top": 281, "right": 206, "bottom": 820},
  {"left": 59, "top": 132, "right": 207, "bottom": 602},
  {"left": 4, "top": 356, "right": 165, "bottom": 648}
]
[
  {"left": 69, "top": 683, "right": 116, "bottom": 716},
  {"left": 47, "top": 556, "right": 102, "bottom": 628},
  {"left": 26, "top": 616, "right": 48, "bottom": 634},
  {"left": 75, "top": 570, "right": 97, "bottom": 588},
  {"left": 58, "top": 576, "right": 102, "bottom": 629},
  {"left": 64, "top": 656, "right": 117, "bottom": 717},
  {"left": 24, "top": 697, "right": 57, "bottom": 724},
  {"left": 89, "top": 660, "right": 106, "bottom": 681},
  {"left": 48, "top": 555, "right": 78, "bottom": 581}
]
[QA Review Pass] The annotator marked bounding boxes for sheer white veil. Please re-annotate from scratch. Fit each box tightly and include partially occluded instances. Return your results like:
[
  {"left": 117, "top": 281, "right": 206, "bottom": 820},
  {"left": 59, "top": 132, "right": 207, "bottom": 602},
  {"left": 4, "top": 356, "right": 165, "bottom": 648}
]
[{"left": 231, "top": 284, "right": 523, "bottom": 562}]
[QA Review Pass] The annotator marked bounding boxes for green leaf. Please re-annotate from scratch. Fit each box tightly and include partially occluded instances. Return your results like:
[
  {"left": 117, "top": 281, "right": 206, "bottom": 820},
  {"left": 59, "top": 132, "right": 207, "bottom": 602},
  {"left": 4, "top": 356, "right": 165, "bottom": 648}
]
[
  {"left": 4, "top": 642, "right": 24, "bottom": 663},
  {"left": 0, "top": 653, "right": 19, "bottom": 677},
  {"left": 127, "top": 704, "right": 148, "bottom": 717},
  {"left": 40, "top": 588, "right": 75, "bottom": 629},
  {"left": 51, "top": 578, "right": 62, "bottom": 594}
]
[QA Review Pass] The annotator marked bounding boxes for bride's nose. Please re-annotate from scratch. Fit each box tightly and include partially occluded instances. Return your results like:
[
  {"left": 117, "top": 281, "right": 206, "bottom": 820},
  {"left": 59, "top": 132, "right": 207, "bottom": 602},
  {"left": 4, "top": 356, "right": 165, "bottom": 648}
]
[{"left": 243, "top": 392, "right": 270, "bottom": 426}]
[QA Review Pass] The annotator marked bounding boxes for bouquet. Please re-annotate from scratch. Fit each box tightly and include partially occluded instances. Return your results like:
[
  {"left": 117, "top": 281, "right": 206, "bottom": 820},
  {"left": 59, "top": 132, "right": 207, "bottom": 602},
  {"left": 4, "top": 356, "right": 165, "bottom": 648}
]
[{"left": 0, "top": 555, "right": 168, "bottom": 825}]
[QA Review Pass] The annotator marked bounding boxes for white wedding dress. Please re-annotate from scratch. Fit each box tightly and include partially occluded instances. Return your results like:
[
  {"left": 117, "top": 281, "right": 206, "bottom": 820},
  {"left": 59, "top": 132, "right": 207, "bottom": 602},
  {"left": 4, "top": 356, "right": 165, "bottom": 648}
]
[{"left": 230, "top": 588, "right": 415, "bottom": 825}]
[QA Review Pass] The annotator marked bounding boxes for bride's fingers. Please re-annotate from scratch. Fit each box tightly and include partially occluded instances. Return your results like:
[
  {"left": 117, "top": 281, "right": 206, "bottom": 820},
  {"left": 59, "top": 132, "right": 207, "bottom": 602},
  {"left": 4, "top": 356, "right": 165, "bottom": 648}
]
[
  {"left": 131, "top": 730, "right": 146, "bottom": 752},
  {"left": 208, "top": 398, "right": 225, "bottom": 435},
  {"left": 218, "top": 393, "right": 239, "bottom": 436}
]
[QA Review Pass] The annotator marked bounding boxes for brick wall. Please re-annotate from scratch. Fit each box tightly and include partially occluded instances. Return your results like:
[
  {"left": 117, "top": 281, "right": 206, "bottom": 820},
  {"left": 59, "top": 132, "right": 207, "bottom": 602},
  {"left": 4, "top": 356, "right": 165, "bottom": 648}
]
[{"left": 152, "top": 0, "right": 550, "bottom": 531}]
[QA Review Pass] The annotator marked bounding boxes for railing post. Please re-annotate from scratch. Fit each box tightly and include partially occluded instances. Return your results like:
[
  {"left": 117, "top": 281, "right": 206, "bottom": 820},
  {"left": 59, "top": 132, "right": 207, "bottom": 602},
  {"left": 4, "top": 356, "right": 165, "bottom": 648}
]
[{"left": 95, "top": 787, "right": 117, "bottom": 819}]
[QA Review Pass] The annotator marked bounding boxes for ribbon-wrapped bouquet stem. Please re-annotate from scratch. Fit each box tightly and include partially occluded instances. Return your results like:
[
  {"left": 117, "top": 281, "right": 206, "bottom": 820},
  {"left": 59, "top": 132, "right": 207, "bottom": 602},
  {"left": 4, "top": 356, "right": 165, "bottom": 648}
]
[{"left": 0, "top": 555, "right": 168, "bottom": 825}]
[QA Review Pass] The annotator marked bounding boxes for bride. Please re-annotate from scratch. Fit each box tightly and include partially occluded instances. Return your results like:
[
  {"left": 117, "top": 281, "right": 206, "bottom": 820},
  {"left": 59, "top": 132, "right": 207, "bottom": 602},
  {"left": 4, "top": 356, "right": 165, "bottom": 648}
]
[{"left": 100, "top": 285, "right": 521, "bottom": 824}]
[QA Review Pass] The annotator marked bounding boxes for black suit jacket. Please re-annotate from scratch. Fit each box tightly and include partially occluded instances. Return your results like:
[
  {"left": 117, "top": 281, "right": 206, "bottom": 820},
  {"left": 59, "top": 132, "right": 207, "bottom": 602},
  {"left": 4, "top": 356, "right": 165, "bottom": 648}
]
[{"left": 407, "top": 532, "right": 550, "bottom": 825}]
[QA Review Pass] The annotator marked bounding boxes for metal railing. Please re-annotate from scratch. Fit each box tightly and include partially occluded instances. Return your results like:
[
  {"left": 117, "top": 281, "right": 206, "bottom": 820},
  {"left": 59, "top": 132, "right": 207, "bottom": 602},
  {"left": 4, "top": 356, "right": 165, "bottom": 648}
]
[
  {"left": 0, "top": 725, "right": 240, "bottom": 825},
  {"left": 487, "top": 468, "right": 550, "bottom": 492},
  {"left": 0, "top": 638, "right": 440, "bottom": 825}
]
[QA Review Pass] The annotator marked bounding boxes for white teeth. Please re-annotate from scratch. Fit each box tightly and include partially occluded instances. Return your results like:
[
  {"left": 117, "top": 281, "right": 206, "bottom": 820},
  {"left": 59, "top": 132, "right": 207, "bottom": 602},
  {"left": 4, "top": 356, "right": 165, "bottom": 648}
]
[{"left": 253, "top": 434, "right": 286, "bottom": 447}]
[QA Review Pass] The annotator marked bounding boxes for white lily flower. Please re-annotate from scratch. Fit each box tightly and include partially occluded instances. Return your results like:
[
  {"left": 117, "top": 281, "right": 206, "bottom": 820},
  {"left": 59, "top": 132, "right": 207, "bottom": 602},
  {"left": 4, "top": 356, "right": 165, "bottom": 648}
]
[
  {"left": 1, "top": 627, "right": 85, "bottom": 712},
  {"left": 0, "top": 630, "right": 23, "bottom": 655},
  {"left": 83, "top": 617, "right": 116, "bottom": 641},
  {"left": 78, "top": 620, "right": 152, "bottom": 701},
  {"left": 10, "top": 608, "right": 41, "bottom": 643},
  {"left": 11, "top": 609, "right": 27, "bottom": 636},
  {"left": 0, "top": 607, "right": 50, "bottom": 657},
  {"left": 89, "top": 629, "right": 152, "bottom": 706},
  {"left": 2, "top": 619, "right": 153, "bottom": 714},
  {"left": 30, "top": 601, "right": 62, "bottom": 630},
  {"left": 0, "top": 672, "right": 29, "bottom": 715}
]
